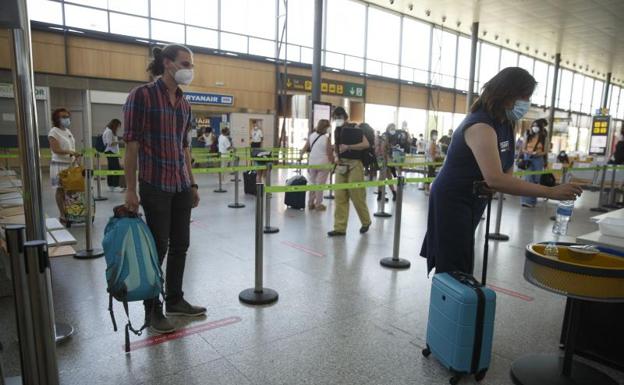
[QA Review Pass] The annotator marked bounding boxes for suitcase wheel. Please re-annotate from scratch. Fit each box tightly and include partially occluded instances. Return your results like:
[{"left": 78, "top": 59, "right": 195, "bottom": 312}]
[
  {"left": 421, "top": 345, "right": 431, "bottom": 358},
  {"left": 475, "top": 369, "right": 487, "bottom": 382},
  {"left": 449, "top": 375, "right": 461, "bottom": 385}
]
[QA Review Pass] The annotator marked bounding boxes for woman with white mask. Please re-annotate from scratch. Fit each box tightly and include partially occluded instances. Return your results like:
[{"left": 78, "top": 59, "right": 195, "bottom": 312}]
[{"left": 520, "top": 118, "right": 548, "bottom": 208}]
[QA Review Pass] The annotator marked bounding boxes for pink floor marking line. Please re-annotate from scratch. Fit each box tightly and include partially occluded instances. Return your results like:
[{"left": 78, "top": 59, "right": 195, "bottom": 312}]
[
  {"left": 487, "top": 284, "right": 534, "bottom": 302},
  {"left": 281, "top": 240, "right": 325, "bottom": 257},
  {"left": 127, "top": 316, "right": 242, "bottom": 351}
]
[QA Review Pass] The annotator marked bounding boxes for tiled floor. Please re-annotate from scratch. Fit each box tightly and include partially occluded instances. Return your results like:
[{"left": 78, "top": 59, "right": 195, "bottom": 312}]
[{"left": 1, "top": 169, "right": 623, "bottom": 384}]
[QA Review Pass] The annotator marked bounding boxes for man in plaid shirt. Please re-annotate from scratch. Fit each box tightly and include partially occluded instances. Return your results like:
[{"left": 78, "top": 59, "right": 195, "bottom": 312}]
[{"left": 123, "top": 44, "right": 205, "bottom": 334}]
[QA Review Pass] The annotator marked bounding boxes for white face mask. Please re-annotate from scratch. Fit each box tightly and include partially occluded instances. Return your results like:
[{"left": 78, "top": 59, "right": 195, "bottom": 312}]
[
  {"left": 60, "top": 118, "right": 71, "bottom": 128},
  {"left": 531, "top": 126, "right": 540, "bottom": 134},
  {"left": 334, "top": 119, "right": 345, "bottom": 127},
  {"left": 171, "top": 63, "right": 194, "bottom": 85}
]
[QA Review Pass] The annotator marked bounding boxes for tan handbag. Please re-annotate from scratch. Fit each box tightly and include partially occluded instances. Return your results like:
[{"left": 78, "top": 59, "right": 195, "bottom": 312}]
[{"left": 59, "top": 165, "right": 85, "bottom": 192}]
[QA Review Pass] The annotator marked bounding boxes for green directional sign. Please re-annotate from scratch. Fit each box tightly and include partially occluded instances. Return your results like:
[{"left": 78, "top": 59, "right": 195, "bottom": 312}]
[{"left": 345, "top": 83, "right": 365, "bottom": 98}]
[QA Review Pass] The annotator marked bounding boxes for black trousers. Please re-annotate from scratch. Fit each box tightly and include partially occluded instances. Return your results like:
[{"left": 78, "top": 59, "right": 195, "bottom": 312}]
[
  {"left": 139, "top": 181, "right": 192, "bottom": 306},
  {"left": 105, "top": 151, "right": 121, "bottom": 187}
]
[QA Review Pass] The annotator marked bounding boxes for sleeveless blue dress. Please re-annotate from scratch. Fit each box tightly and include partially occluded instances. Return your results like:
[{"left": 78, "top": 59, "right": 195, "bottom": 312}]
[{"left": 420, "top": 107, "right": 515, "bottom": 274}]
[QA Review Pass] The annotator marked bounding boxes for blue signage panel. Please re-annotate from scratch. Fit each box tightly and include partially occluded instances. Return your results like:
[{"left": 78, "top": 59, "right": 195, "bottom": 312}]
[{"left": 184, "top": 92, "right": 234, "bottom": 106}]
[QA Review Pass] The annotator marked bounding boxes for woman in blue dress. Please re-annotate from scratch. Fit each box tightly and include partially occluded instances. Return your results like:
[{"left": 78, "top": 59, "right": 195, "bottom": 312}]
[{"left": 420, "top": 68, "right": 582, "bottom": 275}]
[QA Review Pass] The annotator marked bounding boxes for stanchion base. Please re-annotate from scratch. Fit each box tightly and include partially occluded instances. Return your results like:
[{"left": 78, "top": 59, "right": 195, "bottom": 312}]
[
  {"left": 74, "top": 248, "right": 104, "bottom": 259},
  {"left": 380, "top": 257, "right": 411, "bottom": 269},
  {"left": 510, "top": 353, "right": 617, "bottom": 385},
  {"left": 239, "top": 288, "right": 279, "bottom": 305},
  {"left": 374, "top": 212, "right": 392, "bottom": 218},
  {"left": 589, "top": 207, "right": 609, "bottom": 213},
  {"left": 94, "top": 197, "right": 108, "bottom": 201},
  {"left": 228, "top": 203, "right": 246, "bottom": 209},
  {"left": 264, "top": 226, "right": 279, "bottom": 234},
  {"left": 214, "top": 189, "right": 227, "bottom": 193},
  {"left": 55, "top": 322, "right": 74, "bottom": 343},
  {"left": 324, "top": 195, "right": 335, "bottom": 200},
  {"left": 488, "top": 233, "right": 510, "bottom": 241}
]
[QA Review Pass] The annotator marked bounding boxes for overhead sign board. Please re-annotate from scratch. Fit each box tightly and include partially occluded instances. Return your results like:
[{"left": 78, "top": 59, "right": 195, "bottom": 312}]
[
  {"left": 184, "top": 92, "right": 234, "bottom": 106},
  {"left": 281, "top": 74, "right": 365, "bottom": 99},
  {"left": 0, "top": 83, "right": 49, "bottom": 100},
  {"left": 589, "top": 115, "right": 610, "bottom": 155}
]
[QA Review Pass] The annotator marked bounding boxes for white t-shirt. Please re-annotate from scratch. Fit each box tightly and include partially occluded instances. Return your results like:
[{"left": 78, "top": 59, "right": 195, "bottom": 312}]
[
  {"left": 308, "top": 132, "right": 330, "bottom": 165},
  {"left": 102, "top": 127, "right": 119, "bottom": 153},
  {"left": 203, "top": 133, "right": 215, "bottom": 148},
  {"left": 251, "top": 127, "right": 263, "bottom": 143},
  {"left": 416, "top": 138, "right": 426, "bottom": 153},
  {"left": 218, "top": 134, "right": 231, "bottom": 154},
  {"left": 425, "top": 141, "right": 441, "bottom": 162},
  {"left": 48, "top": 126, "right": 75, "bottom": 163}
]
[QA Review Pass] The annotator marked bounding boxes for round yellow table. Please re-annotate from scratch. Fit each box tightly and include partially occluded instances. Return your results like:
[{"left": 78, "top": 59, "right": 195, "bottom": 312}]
[{"left": 511, "top": 243, "right": 624, "bottom": 385}]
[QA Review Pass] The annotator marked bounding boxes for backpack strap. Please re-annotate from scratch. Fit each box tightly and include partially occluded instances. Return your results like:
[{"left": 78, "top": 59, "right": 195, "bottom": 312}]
[
  {"left": 122, "top": 298, "right": 147, "bottom": 353},
  {"left": 108, "top": 293, "right": 118, "bottom": 332}
]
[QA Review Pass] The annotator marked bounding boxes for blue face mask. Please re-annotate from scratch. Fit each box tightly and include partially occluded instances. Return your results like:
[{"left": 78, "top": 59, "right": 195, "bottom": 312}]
[{"left": 505, "top": 100, "right": 531, "bottom": 121}]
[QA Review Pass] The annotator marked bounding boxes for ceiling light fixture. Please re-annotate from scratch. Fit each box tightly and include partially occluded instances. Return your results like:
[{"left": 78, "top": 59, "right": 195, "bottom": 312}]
[
  {"left": 408, "top": 3, "right": 413, "bottom": 11},
  {"left": 425, "top": 9, "right": 431, "bottom": 16},
  {"left": 494, "top": 34, "right": 499, "bottom": 40}
]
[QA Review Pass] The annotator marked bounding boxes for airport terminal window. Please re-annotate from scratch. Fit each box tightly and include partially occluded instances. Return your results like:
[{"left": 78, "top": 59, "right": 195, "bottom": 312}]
[
  {"left": 185, "top": 0, "right": 218, "bottom": 30},
  {"left": 345, "top": 56, "right": 364, "bottom": 73},
  {"left": 592, "top": 80, "right": 604, "bottom": 113},
  {"left": 186, "top": 27, "right": 219, "bottom": 49},
  {"left": 151, "top": 0, "right": 185, "bottom": 24},
  {"left": 478, "top": 43, "right": 500, "bottom": 89},
  {"left": 518, "top": 55, "right": 534, "bottom": 75},
  {"left": 325, "top": 52, "right": 345, "bottom": 70},
  {"left": 110, "top": 13, "right": 149, "bottom": 39},
  {"left": 108, "top": 0, "right": 148, "bottom": 17},
  {"left": 570, "top": 73, "right": 584, "bottom": 112},
  {"left": 619, "top": 90, "right": 624, "bottom": 119},
  {"left": 151, "top": 20, "right": 185, "bottom": 44},
  {"left": 455, "top": 36, "right": 471, "bottom": 91},
  {"left": 500, "top": 49, "right": 518, "bottom": 69},
  {"left": 367, "top": 7, "right": 401, "bottom": 73},
  {"left": 326, "top": 0, "right": 366, "bottom": 59},
  {"left": 609, "top": 86, "right": 620, "bottom": 117},
  {"left": 64, "top": 4, "right": 109, "bottom": 33},
  {"left": 66, "top": 0, "right": 107, "bottom": 8},
  {"left": 300, "top": 47, "right": 314, "bottom": 65},
  {"left": 221, "top": 0, "right": 275, "bottom": 41},
  {"left": 366, "top": 60, "right": 382, "bottom": 76},
  {"left": 27, "top": 0, "right": 63, "bottom": 25},
  {"left": 581, "top": 76, "right": 594, "bottom": 114},
  {"left": 401, "top": 17, "right": 432, "bottom": 84},
  {"left": 286, "top": 44, "right": 301, "bottom": 62},
  {"left": 532, "top": 60, "right": 549, "bottom": 106},
  {"left": 287, "top": 0, "right": 314, "bottom": 48},
  {"left": 220, "top": 32, "right": 247, "bottom": 54},
  {"left": 431, "top": 28, "right": 457, "bottom": 88},
  {"left": 365, "top": 104, "right": 398, "bottom": 132},
  {"left": 398, "top": 107, "right": 428, "bottom": 137},
  {"left": 249, "top": 38, "right": 276, "bottom": 58},
  {"left": 557, "top": 69, "right": 573, "bottom": 110}
]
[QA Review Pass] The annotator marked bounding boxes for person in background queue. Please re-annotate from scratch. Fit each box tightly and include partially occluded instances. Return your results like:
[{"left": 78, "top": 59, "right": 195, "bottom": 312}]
[
  {"left": 123, "top": 44, "right": 205, "bottom": 335},
  {"left": 420, "top": 67, "right": 582, "bottom": 275},
  {"left": 439, "top": 129, "right": 453, "bottom": 155},
  {"left": 48, "top": 108, "right": 80, "bottom": 227},
  {"left": 300, "top": 119, "right": 334, "bottom": 210},
  {"left": 520, "top": 118, "right": 548, "bottom": 208},
  {"left": 250, "top": 122, "right": 263, "bottom": 148},
  {"left": 102, "top": 118, "right": 124, "bottom": 192},
  {"left": 328, "top": 107, "right": 372, "bottom": 237}
]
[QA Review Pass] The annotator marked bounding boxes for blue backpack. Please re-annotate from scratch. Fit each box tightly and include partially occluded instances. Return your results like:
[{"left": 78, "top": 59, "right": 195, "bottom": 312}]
[
  {"left": 103, "top": 205, "right": 163, "bottom": 352},
  {"left": 95, "top": 134, "right": 106, "bottom": 153}
]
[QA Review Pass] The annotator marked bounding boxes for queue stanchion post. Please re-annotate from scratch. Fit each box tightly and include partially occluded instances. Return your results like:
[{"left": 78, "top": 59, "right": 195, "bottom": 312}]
[
  {"left": 590, "top": 165, "right": 609, "bottom": 213},
  {"left": 230, "top": 155, "right": 241, "bottom": 182},
  {"left": 5, "top": 225, "right": 37, "bottom": 385},
  {"left": 23, "top": 240, "right": 60, "bottom": 385},
  {"left": 604, "top": 164, "right": 619, "bottom": 209},
  {"left": 263, "top": 163, "right": 279, "bottom": 234},
  {"left": 487, "top": 192, "right": 509, "bottom": 241},
  {"left": 374, "top": 160, "right": 392, "bottom": 218},
  {"left": 380, "top": 176, "right": 410, "bottom": 269},
  {"left": 75, "top": 169, "right": 104, "bottom": 259},
  {"left": 228, "top": 165, "right": 245, "bottom": 209},
  {"left": 239, "top": 183, "right": 279, "bottom": 305},
  {"left": 93, "top": 152, "right": 107, "bottom": 201},
  {"left": 325, "top": 170, "right": 335, "bottom": 200},
  {"left": 214, "top": 169, "right": 227, "bottom": 193}
]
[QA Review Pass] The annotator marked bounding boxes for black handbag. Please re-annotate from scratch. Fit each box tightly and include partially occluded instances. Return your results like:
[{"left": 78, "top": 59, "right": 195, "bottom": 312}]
[
  {"left": 540, "top": 173, "right": 556, "bottom": 187},
  {"left": 516, "top": 158, "right": 530, "bottom": 170}
]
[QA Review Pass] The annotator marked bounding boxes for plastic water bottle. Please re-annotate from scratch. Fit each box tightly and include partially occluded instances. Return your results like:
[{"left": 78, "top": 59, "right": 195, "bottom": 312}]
[
  {"left": 544, "top": 243, "right": 559, "bottom": 257},
  {"left": 552, "top": 200, "right": 574, "bottom": 236}
]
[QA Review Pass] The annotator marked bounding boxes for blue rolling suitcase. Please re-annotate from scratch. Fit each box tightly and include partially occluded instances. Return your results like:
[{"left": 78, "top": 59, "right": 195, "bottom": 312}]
[{"left": 422, "top": 182, "right": 496, "bottom": 385}]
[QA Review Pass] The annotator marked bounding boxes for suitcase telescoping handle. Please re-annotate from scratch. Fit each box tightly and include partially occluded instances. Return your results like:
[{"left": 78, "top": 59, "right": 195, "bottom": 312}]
[{"left": 473, "top": 181, "right": 493, "bottom": 285}]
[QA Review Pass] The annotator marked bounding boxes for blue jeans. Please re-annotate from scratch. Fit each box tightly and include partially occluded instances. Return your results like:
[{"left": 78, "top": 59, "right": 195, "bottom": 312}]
[{"left": 521, "top": 155, "right": 545, "bottom": 206}]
